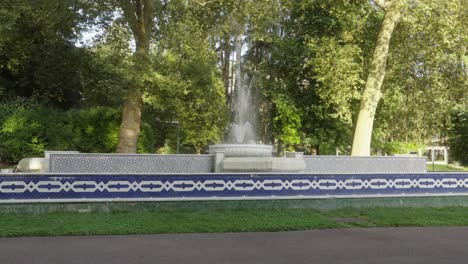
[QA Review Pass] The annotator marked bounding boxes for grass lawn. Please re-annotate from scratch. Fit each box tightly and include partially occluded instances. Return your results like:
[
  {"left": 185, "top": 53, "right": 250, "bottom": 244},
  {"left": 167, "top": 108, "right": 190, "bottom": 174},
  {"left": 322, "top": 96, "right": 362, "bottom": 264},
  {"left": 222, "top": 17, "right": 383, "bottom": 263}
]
[
  {"left": 426, "top": 164, "right": 468, "bottom": 172},
  {"left": 2, "top": 207, "right": 468, "bottom": 237}
]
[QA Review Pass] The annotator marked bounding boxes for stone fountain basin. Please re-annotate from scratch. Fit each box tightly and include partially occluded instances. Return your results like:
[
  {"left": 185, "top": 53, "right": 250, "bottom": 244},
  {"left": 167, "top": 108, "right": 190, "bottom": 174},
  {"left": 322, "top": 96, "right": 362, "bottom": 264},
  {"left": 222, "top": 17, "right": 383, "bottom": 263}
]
[
  {"left": 221, "top": 157, "right": 305, "bottom": 172},
  {"left": 209, "top": 144, "right": 273, "bottom": 157}
]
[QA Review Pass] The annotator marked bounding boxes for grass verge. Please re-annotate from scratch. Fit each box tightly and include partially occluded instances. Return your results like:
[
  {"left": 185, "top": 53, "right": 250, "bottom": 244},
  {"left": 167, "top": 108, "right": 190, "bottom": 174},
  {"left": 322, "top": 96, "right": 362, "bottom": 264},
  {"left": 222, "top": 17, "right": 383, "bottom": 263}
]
[
  {"left": 2, "top": 207, "right": 468, "bottom": 237},
  {"left": 426, "top": 164, "right": 468, "bottom": 172}
]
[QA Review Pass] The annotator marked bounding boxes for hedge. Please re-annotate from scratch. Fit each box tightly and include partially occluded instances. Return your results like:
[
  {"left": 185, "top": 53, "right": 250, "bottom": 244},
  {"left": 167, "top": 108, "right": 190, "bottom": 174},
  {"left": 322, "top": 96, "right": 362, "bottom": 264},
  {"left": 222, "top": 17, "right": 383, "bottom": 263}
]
[{"left": 0, "top": 99, "right": 155, "bottom": 162}]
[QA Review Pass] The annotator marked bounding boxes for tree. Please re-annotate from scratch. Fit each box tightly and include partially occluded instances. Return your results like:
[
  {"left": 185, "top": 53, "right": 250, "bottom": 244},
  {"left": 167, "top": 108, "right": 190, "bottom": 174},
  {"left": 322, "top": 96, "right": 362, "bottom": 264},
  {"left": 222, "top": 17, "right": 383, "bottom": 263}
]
[
  {"left": 373, "top": 34, "right": 466, "bottom": 148},
  {"left": 80, "top": 20, "right": 133, "bottom": 107},
  {"left": 112, "top": 0, "right": 229, "bottom": 154},
  {"left": 0, "top": 0, "right": 94, "bottom": 107},
  {"left": 115, "top": 0, "right": 155, "bottom": 153},
  {"left": 351, "top": 0, "right": 404, "bottom": 156},
  {"left": 352, "top": 0, "right": 467, "bottom": 155},
  {"left": 149, "top": 8, "right": 229, "bottom": 153},
  {"left": 79, "top": 0, "right": 229, "bottom": 154},
  {"left": 250, "top": 0, "right": 377, "bottom": 153}
]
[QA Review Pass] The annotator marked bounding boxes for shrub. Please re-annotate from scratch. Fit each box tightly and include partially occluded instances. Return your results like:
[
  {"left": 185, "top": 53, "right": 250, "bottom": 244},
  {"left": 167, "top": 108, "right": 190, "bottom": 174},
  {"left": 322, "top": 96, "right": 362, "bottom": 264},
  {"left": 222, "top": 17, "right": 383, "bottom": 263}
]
[
  {"left": 0, "top": 99, "right": 69, "bottom": 162},
  {"left": 448, "top": 112, "right": 468, "bottom": 166},
  {"left": 383, "top": 141, "right": 423, "bottom": 156},
  {"left": 0, "top": 99, "right": 156, "bottom": 162},
  {"left": 65, "top": 107, "right": 121, "bottom": 153},
  {"left": 137, "top": 122, "right": 156, "bottom": 153},
  {"left": 64, "top": 107, "right": 155, "bottom": 154}
]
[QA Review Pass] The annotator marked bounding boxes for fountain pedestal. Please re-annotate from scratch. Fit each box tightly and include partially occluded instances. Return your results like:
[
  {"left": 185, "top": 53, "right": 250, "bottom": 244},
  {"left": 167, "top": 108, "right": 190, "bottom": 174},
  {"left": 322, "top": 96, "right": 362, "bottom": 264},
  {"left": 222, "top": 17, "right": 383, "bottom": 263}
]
[{"left": 209, "top": 144, "right": 305, "bottom": 173}]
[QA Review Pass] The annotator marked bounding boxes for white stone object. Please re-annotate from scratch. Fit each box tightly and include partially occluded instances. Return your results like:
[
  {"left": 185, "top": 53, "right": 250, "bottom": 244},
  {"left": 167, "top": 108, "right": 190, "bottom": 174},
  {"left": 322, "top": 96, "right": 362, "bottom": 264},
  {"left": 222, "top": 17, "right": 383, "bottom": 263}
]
[
  {"left": 209, "top": 144, "right": 305, "bottom": 172},
  {"left": 214, "top": 151, "right": 225, "bottom": 173},
  {"left": 17, "top": 158, "right": 49, "bottom": 173},
  {"left": 222, "top": 157, "right": 306, "bottom": 172},
  {"left": 209, "top": 144, "right": 273, "bottom": 157}
]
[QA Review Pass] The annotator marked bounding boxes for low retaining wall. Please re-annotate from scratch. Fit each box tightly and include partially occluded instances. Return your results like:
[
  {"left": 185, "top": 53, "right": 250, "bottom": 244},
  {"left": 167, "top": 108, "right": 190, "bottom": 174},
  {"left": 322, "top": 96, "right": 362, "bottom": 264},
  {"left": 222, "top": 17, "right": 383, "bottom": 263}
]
[
  {"left": 0, "top": 173, "right": 467, "bottom": 203},
  {"left": 49, "top": 153, "right": 427, "bottom": 174},
  {"left": 303, "top": 156, "right": 426, "bottom": 173},
  {"left": 4, "top": 196, "right": 468, "bottom": 214},
  {"left": 49, "top": 154, "right": 214, "bottom": 173}
]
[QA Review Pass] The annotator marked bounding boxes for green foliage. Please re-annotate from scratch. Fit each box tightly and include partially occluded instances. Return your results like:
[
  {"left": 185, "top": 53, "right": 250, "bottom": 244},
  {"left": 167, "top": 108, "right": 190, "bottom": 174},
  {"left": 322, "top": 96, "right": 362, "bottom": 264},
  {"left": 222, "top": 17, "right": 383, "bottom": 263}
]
[
  {"left": 0, "top": 0, "right": 96, "bottom": 107},
  {"left": 373, "top": 0, "right": 468, "bottom": 145},
  {"left": 381, "top": 141, "right": 423, "bottom": 156},
  {"left": 308, "top": 37, "right": 364, "bottom": 123},
  {"left": 65, "top": 107, "right": 120, "bottom": 153},
  {"left": 137, "top": 122, "right": 156, "bottom": 154},
  {"left": 272, "top": 95, "right": 302, "bottom": 151},
  {"left": 0, "top": 99, "right": 155, "bottom": 162},
  {"left": 80, "top": 21, "right": 133, "bottom": 107},
  {"left": 65, "top": 107, "right": 154, "bottom": 154},
  {"left": 0, "top": 99, "right": 69, "bottom": 161},
  {"left": 1, "top": 0, "right": 465, "bottom": 155},
  {"left": 250, "top": 0, "right": 374, "bottom": 152},
  {"left": 145, "top": 5, "right": 229, "bottom": 153},
  {"left": 448, "top": 112, "right": 468, "bottom": 166}
]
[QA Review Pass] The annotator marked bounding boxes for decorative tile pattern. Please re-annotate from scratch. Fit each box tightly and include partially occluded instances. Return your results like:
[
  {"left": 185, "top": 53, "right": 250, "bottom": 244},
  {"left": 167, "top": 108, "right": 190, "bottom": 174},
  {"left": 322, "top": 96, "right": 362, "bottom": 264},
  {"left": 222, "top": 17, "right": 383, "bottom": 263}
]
[
  {"left": 1, "top": 173, "right": 467, "bottom": 202},
  {"left": 303, "top": 156, "right": 427, "bottom": 173},
  {"left": 50, "top": 154, "right": 426, "bottom": 174},
  {"left": 49, "top": 154, "right": 214, "bottom": 173}
]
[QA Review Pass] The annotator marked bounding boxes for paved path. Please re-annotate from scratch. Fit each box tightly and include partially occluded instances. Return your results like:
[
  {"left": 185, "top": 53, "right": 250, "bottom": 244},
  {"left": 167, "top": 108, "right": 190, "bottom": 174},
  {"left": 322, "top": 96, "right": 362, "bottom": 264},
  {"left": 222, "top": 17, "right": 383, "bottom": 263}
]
[{"left": 1, "top": 227, "right": 468, "bottom": 264}]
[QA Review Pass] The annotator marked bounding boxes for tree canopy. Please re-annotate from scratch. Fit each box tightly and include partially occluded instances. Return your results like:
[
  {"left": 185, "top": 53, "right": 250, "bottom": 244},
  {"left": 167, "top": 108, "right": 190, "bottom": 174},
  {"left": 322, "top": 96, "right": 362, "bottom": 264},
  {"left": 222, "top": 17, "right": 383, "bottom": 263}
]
[{"left": 0, "top": 0, "right": 466, "bottom": 162}]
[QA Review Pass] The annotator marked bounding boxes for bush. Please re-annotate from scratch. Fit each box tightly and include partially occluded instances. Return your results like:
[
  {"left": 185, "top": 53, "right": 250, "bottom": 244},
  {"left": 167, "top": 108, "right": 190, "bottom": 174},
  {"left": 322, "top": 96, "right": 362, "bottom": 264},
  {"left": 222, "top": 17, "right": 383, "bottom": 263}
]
[
  {"left": 65, "top": 107, "right": 155, "bottom": 154},
  {"left": 448, "top": 112, "right": 468, "bottom": 166},
  {"left": 0, "top": 99, "right": 156, "bottom": 162},
  {"left": 137, "top": 122, "right": 156, "bottom": 153},
  {"left": 65, "top": 107, "right": 121, "bottom": 153},
  {"left": 383, "top": 141, "right": 423, "bottom": 156},
  {"left": 0, "top": 99, "right": 69, "bottom": 162},
  {"left": 66, "top": 107, "right": 155, "bottom": 154}
]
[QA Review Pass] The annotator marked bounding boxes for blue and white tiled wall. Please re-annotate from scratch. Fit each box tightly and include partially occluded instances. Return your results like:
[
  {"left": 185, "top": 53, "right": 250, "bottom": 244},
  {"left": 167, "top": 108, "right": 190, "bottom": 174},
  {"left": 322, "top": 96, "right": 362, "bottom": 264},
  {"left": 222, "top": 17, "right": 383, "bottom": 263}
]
[{"left": 1, "top": 173, "right": 467, "bottom": 203}]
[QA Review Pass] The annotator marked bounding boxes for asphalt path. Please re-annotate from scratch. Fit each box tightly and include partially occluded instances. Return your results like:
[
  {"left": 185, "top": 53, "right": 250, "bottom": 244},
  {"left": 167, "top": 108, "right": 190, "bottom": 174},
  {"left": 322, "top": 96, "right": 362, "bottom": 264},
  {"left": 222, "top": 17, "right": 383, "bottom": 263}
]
[{"left": 1, "top": 227, "right": 468, "bottom": 264}]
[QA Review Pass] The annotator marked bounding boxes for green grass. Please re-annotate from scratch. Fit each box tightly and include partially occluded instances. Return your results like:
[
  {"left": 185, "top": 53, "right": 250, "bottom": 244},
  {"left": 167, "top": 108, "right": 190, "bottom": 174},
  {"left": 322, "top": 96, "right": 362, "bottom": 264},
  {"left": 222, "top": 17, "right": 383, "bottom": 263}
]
[
  {"left": 2, "top": 207, "right": 468, "bottom": 237},
  {"left": 427, "top": 164, "right": 468, "bottom": 172}
]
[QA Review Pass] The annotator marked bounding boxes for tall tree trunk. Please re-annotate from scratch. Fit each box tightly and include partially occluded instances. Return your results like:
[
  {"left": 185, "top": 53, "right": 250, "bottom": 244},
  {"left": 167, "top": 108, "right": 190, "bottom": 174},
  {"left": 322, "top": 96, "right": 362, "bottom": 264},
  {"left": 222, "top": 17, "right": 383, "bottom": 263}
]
[
  {"left": 222, "top": 33, "right": 231, "bottom": 102},
  {"left": 351, "top": 2, "right": 402, "bottom": 156},
  {"left": 117, "top": 0, "right": 154, "bottom": 153},
  {"left": 230, "top": 32, "right": 243, "bottom": 112},
  {"left": 117, "top": 43, "right": 148, "bottom": 153},
  {"left": 234, "top": 32, "right": 243, "bottom": 97},
  {"left": 462, "top": 46, "right": 468, "bottom": 112}
]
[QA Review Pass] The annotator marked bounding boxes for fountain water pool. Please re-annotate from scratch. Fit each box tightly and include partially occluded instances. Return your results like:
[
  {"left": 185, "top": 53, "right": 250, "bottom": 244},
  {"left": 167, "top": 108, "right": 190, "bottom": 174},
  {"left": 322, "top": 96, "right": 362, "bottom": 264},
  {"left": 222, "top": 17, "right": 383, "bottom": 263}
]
[
  {"left": 209, "top": 144, "right": 273, "bottom": 157},
  {"left": 209, "top": 144, "right": 305, "bottom": 173},
  {"left": 209, "top": 38, "right": 306, "bottom": 172}
]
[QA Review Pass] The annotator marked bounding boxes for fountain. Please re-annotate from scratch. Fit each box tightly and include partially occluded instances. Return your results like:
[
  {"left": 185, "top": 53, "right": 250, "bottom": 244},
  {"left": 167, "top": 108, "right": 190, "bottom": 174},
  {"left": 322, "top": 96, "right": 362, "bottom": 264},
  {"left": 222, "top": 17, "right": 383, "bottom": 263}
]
[
  {"left": 208, "top": 46, "right": 305, "bottom": 173},
  {"left": 12, "top": 51, "right": 423, "bottom": 175},
  {"left": 0, "top": 34, "right": 437, "bottom": 207}
]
